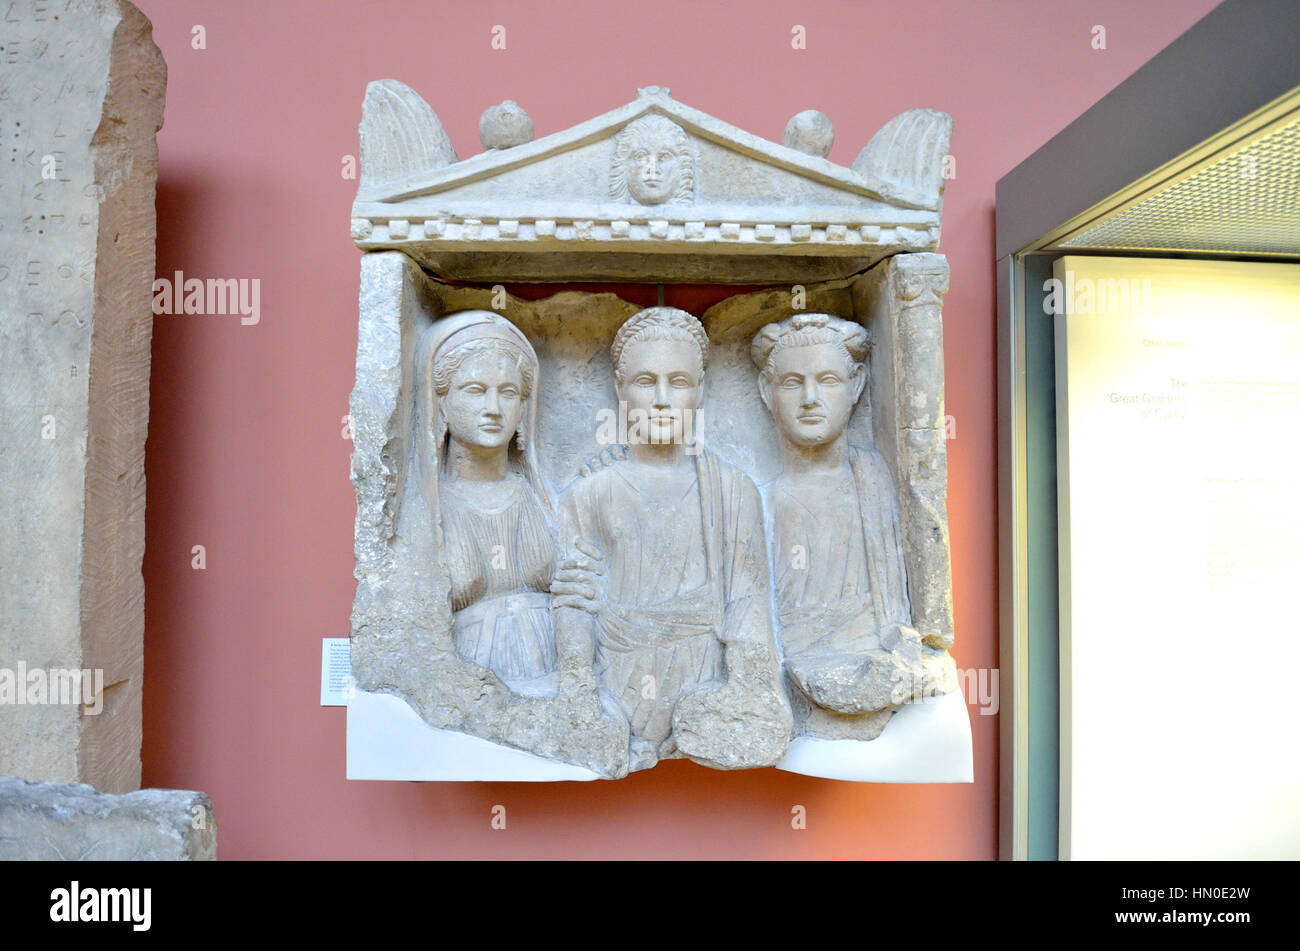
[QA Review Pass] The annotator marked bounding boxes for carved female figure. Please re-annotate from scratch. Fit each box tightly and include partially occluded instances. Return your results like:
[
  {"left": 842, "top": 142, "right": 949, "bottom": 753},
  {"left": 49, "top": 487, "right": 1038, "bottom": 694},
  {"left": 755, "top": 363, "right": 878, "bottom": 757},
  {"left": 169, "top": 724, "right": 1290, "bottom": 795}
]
[{"left": 402, "top": 311, "right": 558, "bottom": 693}]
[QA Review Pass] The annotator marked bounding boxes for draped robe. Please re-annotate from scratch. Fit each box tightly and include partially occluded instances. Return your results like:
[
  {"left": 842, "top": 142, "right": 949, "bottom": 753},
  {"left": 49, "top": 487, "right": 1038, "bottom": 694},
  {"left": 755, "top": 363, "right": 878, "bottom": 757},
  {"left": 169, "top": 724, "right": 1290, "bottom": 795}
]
[
  {"left": 440, "top": 473, "right": 558, "bottom": 687},
  {"left": 769, "top": 446, "right": 912, "bottom": 657},
  {"left": 556, "top": 447, "right": 774, "bottom": 750},
  {"left": 766, "top": 445, "right": 920, "bottom": 717}
]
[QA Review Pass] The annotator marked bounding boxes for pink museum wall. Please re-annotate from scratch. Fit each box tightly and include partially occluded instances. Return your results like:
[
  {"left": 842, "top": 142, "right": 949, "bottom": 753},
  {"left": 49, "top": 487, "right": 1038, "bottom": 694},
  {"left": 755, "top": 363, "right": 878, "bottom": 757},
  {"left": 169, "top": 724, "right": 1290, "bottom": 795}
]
[{"left": 135, "top": 0, "right": 1222, "bottom": 859}]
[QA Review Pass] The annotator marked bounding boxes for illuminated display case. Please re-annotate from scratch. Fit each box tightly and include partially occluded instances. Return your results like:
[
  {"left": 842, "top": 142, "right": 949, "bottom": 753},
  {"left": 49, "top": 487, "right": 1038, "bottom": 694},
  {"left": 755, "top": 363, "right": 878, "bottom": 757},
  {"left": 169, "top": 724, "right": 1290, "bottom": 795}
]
[{"left": 995, "top": 0, "right": 1300, "bottom": 860}]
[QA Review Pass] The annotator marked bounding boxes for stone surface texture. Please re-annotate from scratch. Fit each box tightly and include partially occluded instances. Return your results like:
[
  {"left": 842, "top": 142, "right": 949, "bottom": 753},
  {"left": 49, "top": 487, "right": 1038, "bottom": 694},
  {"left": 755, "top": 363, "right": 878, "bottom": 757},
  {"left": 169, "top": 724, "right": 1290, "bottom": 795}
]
[
  {"left": 348, "top": 83, "right": 965, "bottom": 781},
  {"left": 782, "top": 109, "right": 835, "bottom": 158},
  {"left": 479, "top": 100, "right": 534, "bottom": 150},
  {"left": 0, "top": 0, "right": 166, "bottom": 793},
  {"left": 0, "top": 776, "right": 215, "bottom": 861}
]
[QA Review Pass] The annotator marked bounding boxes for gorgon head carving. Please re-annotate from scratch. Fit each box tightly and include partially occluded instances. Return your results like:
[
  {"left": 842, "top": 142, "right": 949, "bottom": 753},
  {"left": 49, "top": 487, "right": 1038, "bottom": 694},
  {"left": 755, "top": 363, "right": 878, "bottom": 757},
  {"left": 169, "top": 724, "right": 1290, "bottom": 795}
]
[{"left": 610, "top": 115, "right": 695, "bottom": 206}]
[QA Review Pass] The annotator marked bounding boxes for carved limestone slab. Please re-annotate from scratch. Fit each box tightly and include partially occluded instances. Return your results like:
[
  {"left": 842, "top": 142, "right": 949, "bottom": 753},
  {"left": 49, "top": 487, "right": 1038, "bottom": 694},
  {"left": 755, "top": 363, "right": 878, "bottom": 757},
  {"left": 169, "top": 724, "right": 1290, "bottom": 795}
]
[
  {"left": 0, "top": 0, "right": 165, "bottom": 794},
  {"left": 347, "top": 85, "right": 971, "bottom": 783}
]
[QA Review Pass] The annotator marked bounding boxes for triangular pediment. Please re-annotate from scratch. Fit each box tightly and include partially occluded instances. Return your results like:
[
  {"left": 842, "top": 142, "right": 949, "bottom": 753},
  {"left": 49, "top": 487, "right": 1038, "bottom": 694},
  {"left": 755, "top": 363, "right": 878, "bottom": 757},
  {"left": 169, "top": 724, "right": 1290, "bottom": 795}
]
[
  {"left": 350, "top": 83, "right": 951, "bottom": 283},
  {"left": 363, "top": 87, "right": 933, "bottom": 210}
]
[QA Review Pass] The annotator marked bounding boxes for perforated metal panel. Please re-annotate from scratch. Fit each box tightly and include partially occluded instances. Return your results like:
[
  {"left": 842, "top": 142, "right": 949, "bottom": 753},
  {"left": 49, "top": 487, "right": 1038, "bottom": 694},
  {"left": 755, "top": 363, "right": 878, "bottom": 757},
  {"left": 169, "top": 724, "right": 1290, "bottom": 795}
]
[{"left": 1054, "top": 115, "right": 1300, "bottom": 256}]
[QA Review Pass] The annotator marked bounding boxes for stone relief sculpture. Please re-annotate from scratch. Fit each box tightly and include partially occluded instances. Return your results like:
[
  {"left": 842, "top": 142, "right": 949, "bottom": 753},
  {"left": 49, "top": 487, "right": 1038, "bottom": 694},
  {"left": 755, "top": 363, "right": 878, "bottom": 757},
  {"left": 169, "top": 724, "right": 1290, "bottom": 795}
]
[
  {"left": 609, "top": 113, "right": 694, "bottom": 205},
  {"left": 404, "top": 312, "right": 557, "bottom": 693},
  {"left": 552, "top": 308, "right": 791, "bottom": 772},
  {"left": 348, "top": 83, "right": 971, "bottom": 783},
  {"left": 752, "top": 313, "right": 931, "bottom": 740}
]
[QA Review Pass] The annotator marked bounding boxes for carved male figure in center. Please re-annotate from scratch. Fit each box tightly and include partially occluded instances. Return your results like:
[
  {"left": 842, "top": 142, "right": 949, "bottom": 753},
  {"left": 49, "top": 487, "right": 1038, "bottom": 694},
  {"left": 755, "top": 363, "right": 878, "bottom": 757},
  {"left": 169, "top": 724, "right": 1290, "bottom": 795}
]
[{"left": 551, "top": 307, "right": 792, "bottom": 772}]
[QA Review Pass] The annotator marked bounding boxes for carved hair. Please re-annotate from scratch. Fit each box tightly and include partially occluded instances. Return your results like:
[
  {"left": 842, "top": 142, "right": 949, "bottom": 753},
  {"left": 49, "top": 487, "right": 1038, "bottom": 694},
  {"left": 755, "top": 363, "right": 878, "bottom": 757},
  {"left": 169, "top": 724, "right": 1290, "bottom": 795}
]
[
  {"left": 611, "top": 306, "right": 709, "bottom": 385},
  {"left": 750, "top": 312, "right": 870, "bottom": 381},
  {"left": 610, "top": 115, "right": 695, "bottom": 203},
  {"left": 432, "top": 337, "right": 535, "bottom": 399}
]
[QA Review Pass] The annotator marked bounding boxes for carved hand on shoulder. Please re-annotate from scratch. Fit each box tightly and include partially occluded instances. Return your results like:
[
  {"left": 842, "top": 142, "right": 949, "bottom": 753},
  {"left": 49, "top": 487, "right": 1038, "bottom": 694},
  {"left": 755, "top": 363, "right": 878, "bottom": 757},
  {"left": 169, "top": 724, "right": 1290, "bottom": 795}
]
[
  {"left": 551, "top": 537, "right": 606, "bottom": 613},
  {"left": 577, "top": 445, "right": 627, "bottom": 477}
]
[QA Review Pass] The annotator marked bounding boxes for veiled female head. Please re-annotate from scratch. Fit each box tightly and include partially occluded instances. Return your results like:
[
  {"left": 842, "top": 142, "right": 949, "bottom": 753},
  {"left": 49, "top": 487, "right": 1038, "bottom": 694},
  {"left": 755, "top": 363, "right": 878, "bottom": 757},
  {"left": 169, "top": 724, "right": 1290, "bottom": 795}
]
[
  {"left": 410, "top": 312, "right": 550, "bottom": 517},
  {"left": 434, "top": 336, "right": 535, "bottom": 454}
]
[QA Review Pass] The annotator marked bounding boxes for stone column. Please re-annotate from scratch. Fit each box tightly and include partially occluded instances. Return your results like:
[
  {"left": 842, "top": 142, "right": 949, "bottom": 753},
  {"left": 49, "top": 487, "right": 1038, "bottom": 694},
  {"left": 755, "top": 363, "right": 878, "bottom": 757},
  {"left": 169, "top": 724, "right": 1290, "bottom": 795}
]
[
  {"left": 856, "top": 252, "right": 955, "bottom": 649},
  {"left": 0, "top": 0, "right": 166, "bottom": 793}
]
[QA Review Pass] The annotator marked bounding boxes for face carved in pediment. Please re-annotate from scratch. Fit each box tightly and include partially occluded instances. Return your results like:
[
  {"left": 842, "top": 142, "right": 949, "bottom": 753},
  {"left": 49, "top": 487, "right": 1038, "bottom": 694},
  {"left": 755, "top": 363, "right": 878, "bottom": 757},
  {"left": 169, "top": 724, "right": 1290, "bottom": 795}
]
[{"left": 610, "top": 114, "right": 695, "bottom": 206}]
